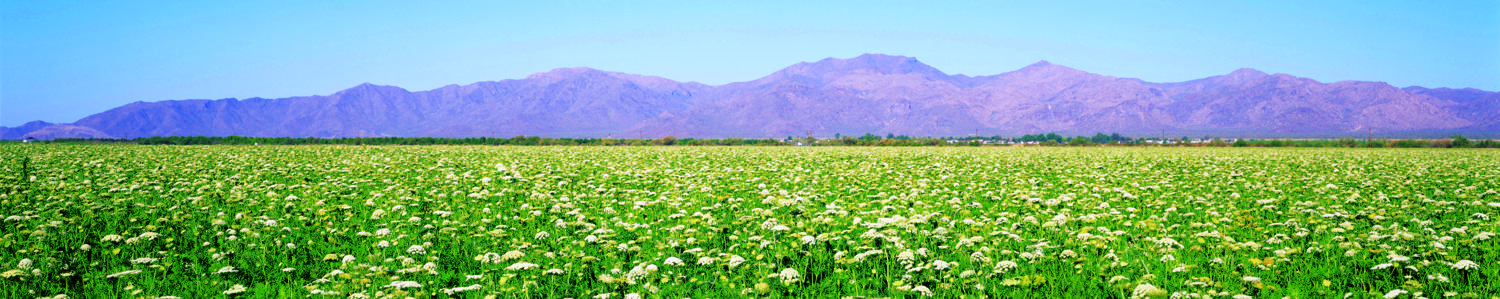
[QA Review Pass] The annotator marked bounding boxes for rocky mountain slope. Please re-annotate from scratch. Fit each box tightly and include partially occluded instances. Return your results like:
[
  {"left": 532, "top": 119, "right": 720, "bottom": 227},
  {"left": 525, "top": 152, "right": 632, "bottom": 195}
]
[{"left": 6, "top": 54, "right": 1495, "bottom": 139}]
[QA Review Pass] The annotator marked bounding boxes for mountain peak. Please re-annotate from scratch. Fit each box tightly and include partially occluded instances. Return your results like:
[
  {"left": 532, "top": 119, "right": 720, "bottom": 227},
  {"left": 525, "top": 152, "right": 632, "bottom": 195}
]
[
  {"left": 1216, "top": 68, "right": 1270, "bottom": 85},
  {"left": 347, "top": 82, "right": 388, "bottom": 89},
  {"left": 334, "top": 82, "right": 409, "bottom": 97},
  {"left": 1016, "top": 60, "right": 1084, "bottom": 73},
  {"left": 1266, "top": 73, "right": 1306, "bottom": 81},
  {"left": 1227, "top": 68, "right": 1269, "bottom": 79},
  {"left": 1009, "top": 59, "right": 1085, "bottom": 76},
  {"left": 779, "top": 53, "right": 948, "bottom": 80},
  {"left": 850, "top": 53, "right": 917, "bottom": 63},
  {"left": 526, "top": 67, "right": 613, "bottom": 80},
  {"left": 549, "top": 66, "right": 603, "bottom": 73}
]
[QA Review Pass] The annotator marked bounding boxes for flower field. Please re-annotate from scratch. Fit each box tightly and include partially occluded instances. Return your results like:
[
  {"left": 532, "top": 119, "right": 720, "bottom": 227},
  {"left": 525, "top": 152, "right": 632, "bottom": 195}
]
[{"left": 2, "top": 144, "right": 1498, "bottom": 298}]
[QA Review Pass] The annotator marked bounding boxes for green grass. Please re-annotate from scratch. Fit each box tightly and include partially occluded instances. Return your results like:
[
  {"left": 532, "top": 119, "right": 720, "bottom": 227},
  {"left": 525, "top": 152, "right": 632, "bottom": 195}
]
[{"left": 1, "top": 145, "right": 1497, "bottom": 298}]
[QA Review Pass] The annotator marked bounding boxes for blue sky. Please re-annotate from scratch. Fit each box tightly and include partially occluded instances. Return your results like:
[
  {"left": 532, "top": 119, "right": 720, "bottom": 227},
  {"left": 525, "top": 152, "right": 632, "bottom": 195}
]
[{"left": 3, "top": 0, "right": 1497, "bottom": 126}]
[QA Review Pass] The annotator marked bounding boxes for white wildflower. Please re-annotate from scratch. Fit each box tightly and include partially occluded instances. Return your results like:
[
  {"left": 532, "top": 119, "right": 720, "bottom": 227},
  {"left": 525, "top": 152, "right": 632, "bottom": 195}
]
[
  {"left": 1060, "top": 249, "right": 1077, "bottom": 259},
  {"left": 911, "top": 285, "right": 933, "bottom": 297},
  {"left": 898, "top": 250, "right": 916, "bottom": 263},
  {"left": 1453, "top": 260, "right": 1479, "bottom": 270},
  {"left": 994, "top": 260, "right": 1018, "bottom": 273},
  {"left": 506, "top": 262, "right": 539, "bottom": 271},
  {"left": 441, "top": 284, "right": 483, "bottom": 295},
  {"left": 969, "top": 251, "right": 989, "bottom": 263},
  {"left": 728, "top": 255, "right": 747, "bottom": 268},
  {"left": 0, "top": 269, "right": 25, "bottom": 278},
  {"left": 382, "top": 281, "right": 422, "bottom": 289},
  {"left": 778, "top": 268, "right": 800, "bottom": 285},
  {"left": 1132, "top": 284, "right": 1160, "bottom": 298},
  {"left": 223, "top": 284, "right": 247, "bottom": 295}
]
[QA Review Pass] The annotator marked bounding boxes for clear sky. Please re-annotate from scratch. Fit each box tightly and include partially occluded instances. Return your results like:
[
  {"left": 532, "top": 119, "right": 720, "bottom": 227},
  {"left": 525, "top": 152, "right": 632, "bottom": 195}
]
[{"left": 3, "top": 0, "right": 1498, "bottom": 126}]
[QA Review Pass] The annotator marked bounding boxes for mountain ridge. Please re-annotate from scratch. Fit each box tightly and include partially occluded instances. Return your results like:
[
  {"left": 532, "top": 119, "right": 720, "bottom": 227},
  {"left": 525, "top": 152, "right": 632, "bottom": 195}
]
[{"left": 7, "top": 54, "right": 1498, "bottom": 139}]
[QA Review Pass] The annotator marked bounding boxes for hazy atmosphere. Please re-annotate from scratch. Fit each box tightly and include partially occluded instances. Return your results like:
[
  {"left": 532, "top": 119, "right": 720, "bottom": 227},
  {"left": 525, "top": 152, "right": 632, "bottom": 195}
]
[{"left": 4, "top": 0, "right": 1497, "bottom": 127}]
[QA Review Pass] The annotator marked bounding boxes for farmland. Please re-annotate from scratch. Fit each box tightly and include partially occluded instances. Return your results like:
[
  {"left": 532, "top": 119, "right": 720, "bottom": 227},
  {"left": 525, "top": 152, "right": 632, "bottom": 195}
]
[{"left": 2, "top": 145, "right": 1498, "bottom": 298}]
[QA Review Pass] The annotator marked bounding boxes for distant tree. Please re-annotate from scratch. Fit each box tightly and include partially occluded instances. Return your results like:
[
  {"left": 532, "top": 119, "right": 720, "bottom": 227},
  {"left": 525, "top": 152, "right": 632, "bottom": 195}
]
[
  {"left": 1433, "top": 138, "right": 1452, "bottom": 148},
  {"left": 1338, "top": 138, "right": 1358, "bottom": 148},
  {"left": 1092, "top": 133, "right": 1110, "bottom": 144},
  {"left": 1044, "top": 133, "right": 1063, "bottom": 143},
  {"left": 1451, "top": 134, "right": 1470, "bottom": 148},
  {"left": 840, "top": 136, "right": 859, "bottom": 146}
]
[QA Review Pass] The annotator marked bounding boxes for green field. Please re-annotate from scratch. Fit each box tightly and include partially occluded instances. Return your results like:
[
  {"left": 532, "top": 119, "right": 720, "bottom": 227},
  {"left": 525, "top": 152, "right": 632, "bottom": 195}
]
[{"left": 2, "top": 145, "right": 1497, "bottom": 298}]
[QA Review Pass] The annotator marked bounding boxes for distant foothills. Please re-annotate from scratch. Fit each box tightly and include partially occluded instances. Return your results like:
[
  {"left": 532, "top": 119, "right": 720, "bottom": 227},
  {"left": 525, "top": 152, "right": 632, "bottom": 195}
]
[{"left": 4, "top": 54, "right": 1498, "bottom": 140}]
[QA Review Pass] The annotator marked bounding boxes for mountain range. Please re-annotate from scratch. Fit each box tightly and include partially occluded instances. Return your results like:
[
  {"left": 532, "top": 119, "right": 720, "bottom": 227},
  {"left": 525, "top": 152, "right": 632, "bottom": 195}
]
[{"left": 6, "top": 54, "right": 1497, "bottom": 140}]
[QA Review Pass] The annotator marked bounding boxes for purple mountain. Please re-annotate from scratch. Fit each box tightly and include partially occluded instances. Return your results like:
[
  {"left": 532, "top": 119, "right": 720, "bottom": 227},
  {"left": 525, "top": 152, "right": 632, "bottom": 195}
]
[{"left": 6, "top": 54, "right": 1496, "bottom": 139}]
